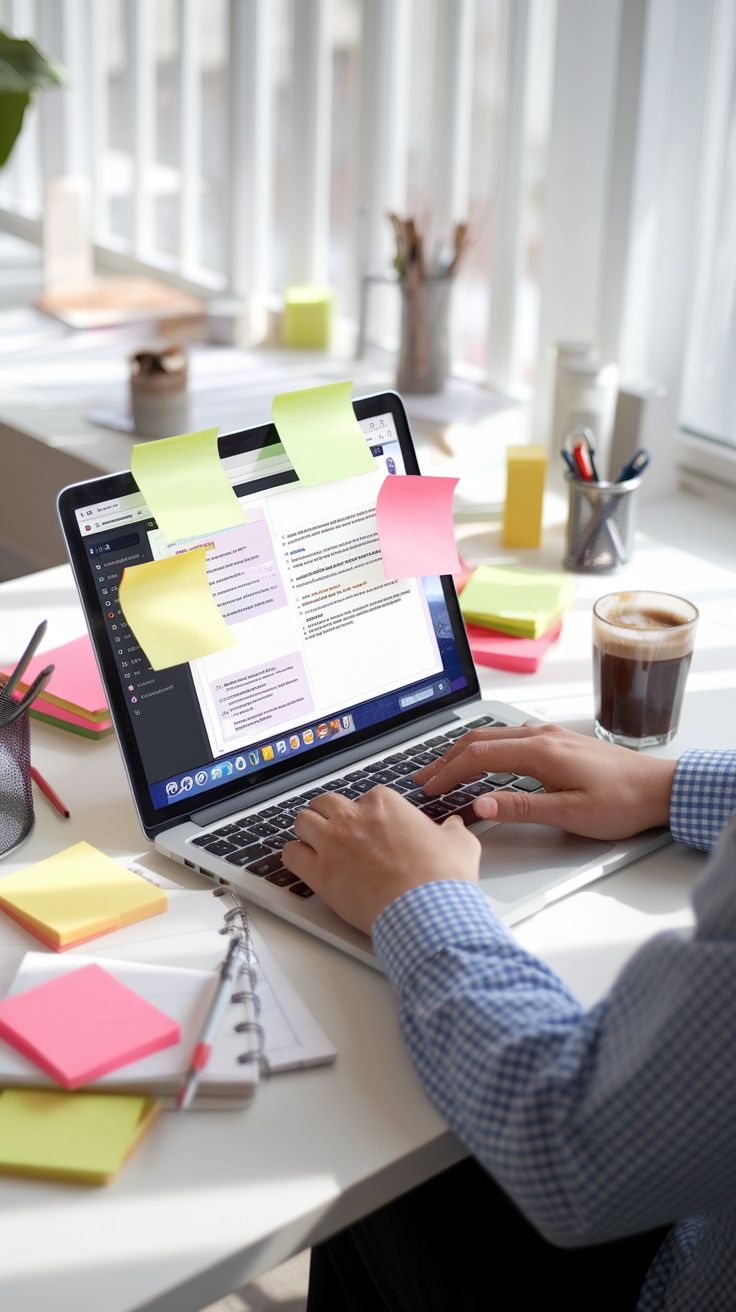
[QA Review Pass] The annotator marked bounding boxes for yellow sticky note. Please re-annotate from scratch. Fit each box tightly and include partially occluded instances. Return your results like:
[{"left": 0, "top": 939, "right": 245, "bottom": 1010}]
[
  {"left": 0, "top": 1089, "right": 161, "bottom": 1184},
  {"left": 119, "top": 548, "right": 237, "bottom": 671},
  {"left": 283, "top": 285, "right": 333, "bottom": 348},
  {"left": 459, "top": 566, "right": 575, "bottom": 638},
  {"left": 0, "top": 840, "right": 166, "bottom": 949},
  {"left": 131, "top": 426, "right": 246, "bottom": 545},
  {"left": 502, "top": 445, "right": 547, "bottom": 548},
  {"left": 272, "top": 381, "right": 377, "bottom": 487}
]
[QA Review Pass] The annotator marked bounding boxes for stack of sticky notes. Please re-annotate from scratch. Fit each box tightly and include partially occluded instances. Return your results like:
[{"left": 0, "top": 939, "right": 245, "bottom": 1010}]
[
  {"left": 0, "top": 841, "right": 167, "bottom": 950},
  {"left": 459, "top": 566, "right": 574, "bottom": 673},
  {"left": 0, "top": 1088, "right": 161, "bottom": 1184},
  {"left": 0, "top": 634, "right": 112, "bottom": 739},
  {"left": 0, "top": 962, "right": 180, "bottom": 1088}
]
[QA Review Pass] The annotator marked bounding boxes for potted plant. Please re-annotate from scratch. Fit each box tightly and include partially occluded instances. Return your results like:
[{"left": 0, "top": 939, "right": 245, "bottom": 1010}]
[{"left": 0, "top": 28, "right": 68, "bottom": 168}]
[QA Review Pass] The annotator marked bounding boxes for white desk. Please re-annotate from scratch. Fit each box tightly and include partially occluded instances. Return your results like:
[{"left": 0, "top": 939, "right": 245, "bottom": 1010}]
[{"left": 0, "top": 502, "right": 735, "bottom": 1312}]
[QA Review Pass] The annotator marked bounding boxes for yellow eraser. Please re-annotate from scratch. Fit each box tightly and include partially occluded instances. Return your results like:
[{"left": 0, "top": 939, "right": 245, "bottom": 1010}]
[
  {"left": 283, "top": 286, "right": 333, "bottom": 349},
  {"left": 502, "top": 445, "right": 547, "bottom": 548}
]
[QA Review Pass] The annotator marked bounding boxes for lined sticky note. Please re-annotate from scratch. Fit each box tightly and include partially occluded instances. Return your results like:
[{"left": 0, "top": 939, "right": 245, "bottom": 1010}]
[
  {"left": 0, "top": 1089, "right": 161, "bottom": 1184},
  {"left": 119, "top": 548, "right": 237, "bottom": 670},
  {"left": 131, "top": 426, "right": 246, "bottom": 544},
  {"left": 0, "top": 841, "right": 166, "bottom": 950},
  {"left": 375, "top": 474, "right": 461, "bottom": 580},
  {"left": 271, "top": 381, "right": 377, "bottom": 487},
  {"left": 459, "top": 566, "right": 575, "bottom": 638}
]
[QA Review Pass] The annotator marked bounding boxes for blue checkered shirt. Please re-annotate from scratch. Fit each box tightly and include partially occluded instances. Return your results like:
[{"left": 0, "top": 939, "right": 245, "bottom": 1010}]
[{"left": 373, "top": 749, "right": 736, "bottom": 1310}]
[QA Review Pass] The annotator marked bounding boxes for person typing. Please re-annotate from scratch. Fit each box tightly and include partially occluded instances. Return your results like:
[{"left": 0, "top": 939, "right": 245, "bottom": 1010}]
[{"left": 282, "top": 724, "right": 736, "bottom": 1312}]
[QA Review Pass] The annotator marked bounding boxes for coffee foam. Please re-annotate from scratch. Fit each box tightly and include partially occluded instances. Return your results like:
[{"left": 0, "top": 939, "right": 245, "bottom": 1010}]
[{"left": 593, "top": 593, "right": 697, "bottom": 661}]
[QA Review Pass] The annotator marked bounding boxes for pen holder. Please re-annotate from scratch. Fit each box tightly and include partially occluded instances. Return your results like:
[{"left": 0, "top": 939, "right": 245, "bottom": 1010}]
[
  {"left": 396, "top": 275, "right": 452, "bottom": 394},
  {"left": 564, "top": 475, "right": 640, "bottom": 573},
  {"left": 0, "top": 708, "right": 34, "bottom": 859}
]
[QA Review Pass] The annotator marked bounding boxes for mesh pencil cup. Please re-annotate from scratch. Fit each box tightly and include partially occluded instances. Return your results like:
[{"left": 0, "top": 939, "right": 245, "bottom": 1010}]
[
  {"left": 0, "top": 708, "right": 34, "bottom": 859},
  {"left": 564, "top": 474, "right": 640, "bottom": 573}
]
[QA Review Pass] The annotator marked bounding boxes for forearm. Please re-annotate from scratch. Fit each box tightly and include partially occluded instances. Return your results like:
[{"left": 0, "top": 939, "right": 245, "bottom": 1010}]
[{"left": 374, "top": 839, "right": 736, "bottom": 1246}]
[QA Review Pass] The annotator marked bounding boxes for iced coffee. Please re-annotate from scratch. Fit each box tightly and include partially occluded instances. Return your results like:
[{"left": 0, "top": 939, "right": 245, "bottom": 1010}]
[{"left": 593, "top": 591, "right": 699, "bottom": 749}]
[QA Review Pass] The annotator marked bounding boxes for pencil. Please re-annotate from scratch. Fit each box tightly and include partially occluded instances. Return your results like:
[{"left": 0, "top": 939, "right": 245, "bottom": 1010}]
[{"left": 30, "top": 766, "right": 70, "bottom": 819}]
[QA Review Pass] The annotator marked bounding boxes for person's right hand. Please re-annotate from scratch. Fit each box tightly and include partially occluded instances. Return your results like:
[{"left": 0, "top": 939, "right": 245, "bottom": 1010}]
[{"left": 413, "top": 722, "right": 678, "bottom": 841}]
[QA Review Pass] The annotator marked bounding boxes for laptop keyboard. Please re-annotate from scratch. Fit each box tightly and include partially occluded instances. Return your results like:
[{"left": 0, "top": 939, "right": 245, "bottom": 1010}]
[{"left": 189, "top": 716, "right": 543, "bottom": 900}]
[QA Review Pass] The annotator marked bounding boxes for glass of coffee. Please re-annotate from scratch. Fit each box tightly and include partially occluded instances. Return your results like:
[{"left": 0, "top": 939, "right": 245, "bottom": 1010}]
[{"left": 593, "top": 591, "right": 699, "bottom": 749}]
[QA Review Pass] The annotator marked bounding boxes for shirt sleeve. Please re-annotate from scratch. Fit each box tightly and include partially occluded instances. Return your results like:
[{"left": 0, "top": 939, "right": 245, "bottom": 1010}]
[
  {"left": 669, "top": 749, "right": 736, "bottom": 851},
  {"left": 372, "top": 815, "right": 736, "bottom": 1249}
]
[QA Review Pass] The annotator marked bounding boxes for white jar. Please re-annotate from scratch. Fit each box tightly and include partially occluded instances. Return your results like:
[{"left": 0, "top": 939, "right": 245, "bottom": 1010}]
[
  {"left": 551, "top": 343, "right": 619, "bottom": 478},
  {"left": 130, "top": 345, "right": 189, "bottom": 439}
]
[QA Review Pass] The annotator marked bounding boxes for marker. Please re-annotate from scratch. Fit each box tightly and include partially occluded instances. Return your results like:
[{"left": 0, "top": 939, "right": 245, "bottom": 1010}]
[
  {"left": 560, "top": 448, "right": 578, "bottom": 478},
  {"left": 176, "top": 935, "right": 245, "bottom": 1110},
  {"left": 0, "top": 620, "right": 47, "bottom": 703},
  {"left": 572, "top": 441, "right": 595, "bottom": 482},
  {"left": 615, "top": 449, "right": 650, "bottom": 483},
  {"left": 30, "top": 766, "right": 70, "bottom": 819}
]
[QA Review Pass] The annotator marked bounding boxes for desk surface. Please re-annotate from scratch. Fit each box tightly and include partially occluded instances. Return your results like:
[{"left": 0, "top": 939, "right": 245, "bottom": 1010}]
[{"left": 1, "top": 507, "right": 735, "bottom": 1312}]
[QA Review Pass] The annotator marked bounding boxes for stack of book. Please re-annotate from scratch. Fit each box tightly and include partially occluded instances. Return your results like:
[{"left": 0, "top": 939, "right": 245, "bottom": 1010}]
[
  {"left": 0, "top": 634, "right": 113, "bottom": 739},
  {"left": 458, "top": 565, "right": 574, "bottom": 673}
]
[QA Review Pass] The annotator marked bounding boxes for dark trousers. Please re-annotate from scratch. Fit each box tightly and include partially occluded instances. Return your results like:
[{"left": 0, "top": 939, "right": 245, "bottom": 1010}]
[{"left": 307, "top": 1156, "right": 669, "bottom": 1311}]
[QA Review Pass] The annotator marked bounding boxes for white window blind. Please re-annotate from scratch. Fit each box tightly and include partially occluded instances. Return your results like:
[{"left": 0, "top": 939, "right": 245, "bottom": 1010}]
[
  {"left": 4, "top": 0, "right": 729, "bottom": 493},
  {"left": 0, "top": 0, "right": 516, "bottom": 370}
]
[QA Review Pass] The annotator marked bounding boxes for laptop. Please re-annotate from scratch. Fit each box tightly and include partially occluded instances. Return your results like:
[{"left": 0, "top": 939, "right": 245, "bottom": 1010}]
[{"left": 57, "top": 390, "right": 671, "bottom": 969}]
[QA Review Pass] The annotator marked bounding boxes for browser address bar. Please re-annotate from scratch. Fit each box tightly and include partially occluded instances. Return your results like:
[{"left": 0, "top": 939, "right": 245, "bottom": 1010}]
[
  {"left": 224, "top": 452, "right": 295, "bottom": 482},
  {"left": 80, "top": 455, "right": 296, "bottom": 536}
]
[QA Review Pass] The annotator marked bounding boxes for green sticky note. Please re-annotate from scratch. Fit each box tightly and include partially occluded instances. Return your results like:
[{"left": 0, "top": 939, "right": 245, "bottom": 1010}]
[
  {"left": 459, "top": 566, "right": 575, "bottom": 639},
  {"left": 0, "top": 1089, "right": 161, "bottom": 1184},
  {"left": 131, "top": 426, "right": 246, "bottom": 545},
  {"left": 271, "top": 381, "right": 377, "bottom": 488},
  {"left": 119, "top": 548, "right": 237, "bottom": 671}
]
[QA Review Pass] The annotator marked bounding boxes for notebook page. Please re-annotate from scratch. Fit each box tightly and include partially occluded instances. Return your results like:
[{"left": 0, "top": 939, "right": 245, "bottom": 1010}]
[{"left": 0, "top": 891, "right": 335, "bottom": 1084}]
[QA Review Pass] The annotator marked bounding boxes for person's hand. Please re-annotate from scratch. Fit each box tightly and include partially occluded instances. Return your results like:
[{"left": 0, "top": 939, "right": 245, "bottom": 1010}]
[
  {"left": 413, "top": 722, "right": 677, "bottom": 841},
  {"left": 282, "top": 786, "right": 480, "bottom": 937}
]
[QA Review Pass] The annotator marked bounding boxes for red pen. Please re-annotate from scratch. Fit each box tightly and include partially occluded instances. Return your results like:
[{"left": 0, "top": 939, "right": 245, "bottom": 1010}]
[
  {"left": 572, "top": 441, "right": 595, "bottom": 482},
  {"left": 30, "top": 766, "right": 70, "bottom": 819}
]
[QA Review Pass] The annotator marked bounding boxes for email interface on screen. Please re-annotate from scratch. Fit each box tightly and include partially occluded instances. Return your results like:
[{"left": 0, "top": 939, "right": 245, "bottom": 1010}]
[{"left": 74, "top": 413, "right": 469, "bottom": 813}]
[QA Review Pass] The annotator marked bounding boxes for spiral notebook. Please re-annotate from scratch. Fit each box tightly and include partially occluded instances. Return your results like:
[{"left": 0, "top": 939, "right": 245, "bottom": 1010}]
[{"left": 0, "top": 888, "right": 336, "bottom": 1107}]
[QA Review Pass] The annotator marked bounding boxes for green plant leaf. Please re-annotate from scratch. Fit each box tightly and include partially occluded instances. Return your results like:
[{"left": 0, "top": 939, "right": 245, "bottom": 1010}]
[
  {"left": 0, "top": 31, "right": 69, "bottom": 94},
  {"left": 0, "top": 91, "right": 30, "bottom": 167}
]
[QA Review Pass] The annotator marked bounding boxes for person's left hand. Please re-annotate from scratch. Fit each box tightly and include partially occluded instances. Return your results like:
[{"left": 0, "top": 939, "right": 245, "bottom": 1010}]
[{"left": 282, "top": 786, "right": 481, "bottom": 936}]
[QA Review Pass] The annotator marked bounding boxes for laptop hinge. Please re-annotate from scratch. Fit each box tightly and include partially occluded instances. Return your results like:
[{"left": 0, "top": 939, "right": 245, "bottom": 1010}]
[{"left": 189, "top": 707, "right": 463, "bottom": 829}]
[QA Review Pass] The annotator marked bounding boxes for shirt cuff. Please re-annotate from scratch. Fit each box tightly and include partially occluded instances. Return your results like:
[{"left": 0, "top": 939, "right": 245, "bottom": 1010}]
[
  {"left": 373, "top": 880, "right": 515, "bottom": 993},
  {"left": 670, "top": 749, "right": 736, "bottom": 852}
]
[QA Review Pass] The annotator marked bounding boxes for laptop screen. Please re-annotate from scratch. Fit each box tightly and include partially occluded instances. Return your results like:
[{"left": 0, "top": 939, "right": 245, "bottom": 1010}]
[{"left": 58, "top": 391, "right": 478, "bottom": 838}]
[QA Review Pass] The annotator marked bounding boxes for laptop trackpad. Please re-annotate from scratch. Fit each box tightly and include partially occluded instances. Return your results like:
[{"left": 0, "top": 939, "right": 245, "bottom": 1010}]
[{"left": 478, "top": 823, "right": 613, "bottom": 907}]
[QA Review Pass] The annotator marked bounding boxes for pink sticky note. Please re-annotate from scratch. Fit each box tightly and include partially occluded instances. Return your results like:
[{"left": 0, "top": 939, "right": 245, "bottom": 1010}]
[
  {"left": 466, "top": 619, "right": 563, "bottom": 673},
  {"left": 453, "top": 557, "right": 474, "bottom": 594},
  {"left": 0, "top": 963, "right": 180, "bottom": 1090},
  {"left": 376, "top": 475, "right": 461, "bottom": 580}
]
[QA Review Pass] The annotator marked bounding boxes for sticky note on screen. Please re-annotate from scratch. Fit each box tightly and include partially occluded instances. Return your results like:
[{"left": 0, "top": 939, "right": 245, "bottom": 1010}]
[
  {"left": 376, "top": 474, "right": 461, "bottom": 580},
  {"left": 131, "top": 427, "right": 246, "bottom": 544},
  {"left": 119, "top": 548, "right": 237, "bottom": 671},
  {"left": 271, "top": 381, "right": 377, "bottom": 487},
  {"left": 0, "top": 1089, "right": 161, "bottom": 1184}
]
